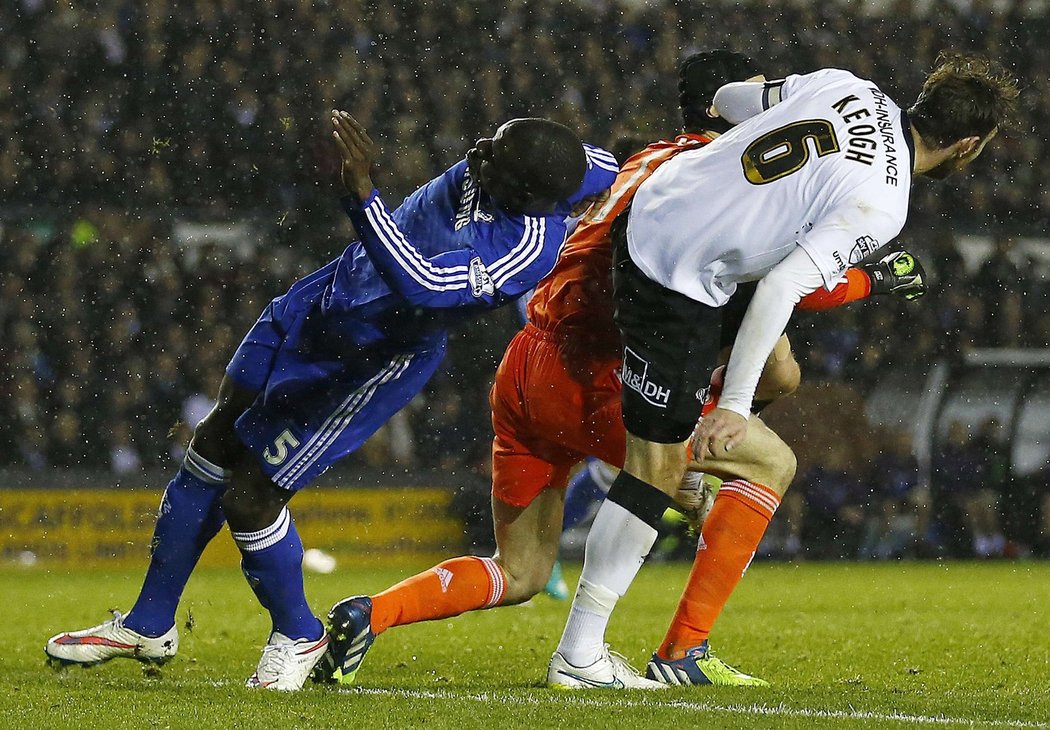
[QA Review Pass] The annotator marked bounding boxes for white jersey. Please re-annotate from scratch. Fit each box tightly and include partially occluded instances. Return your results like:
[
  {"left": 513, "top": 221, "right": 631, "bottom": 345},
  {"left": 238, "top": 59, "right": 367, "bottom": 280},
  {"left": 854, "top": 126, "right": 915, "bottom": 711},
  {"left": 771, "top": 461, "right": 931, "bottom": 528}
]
[{"left": 627, "top": 68, "right": 914, "bottom": 306}]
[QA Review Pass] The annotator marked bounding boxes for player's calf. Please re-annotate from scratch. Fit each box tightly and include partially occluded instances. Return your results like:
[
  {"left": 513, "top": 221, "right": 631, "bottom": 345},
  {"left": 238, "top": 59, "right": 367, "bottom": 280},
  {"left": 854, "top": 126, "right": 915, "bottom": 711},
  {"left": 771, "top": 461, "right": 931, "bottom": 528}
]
[
  {"left": 496, "top": 554, "right": 559, "bottom": 605},
  {"left": 491, "top": 489, "right": 563, "bottom": 604}
]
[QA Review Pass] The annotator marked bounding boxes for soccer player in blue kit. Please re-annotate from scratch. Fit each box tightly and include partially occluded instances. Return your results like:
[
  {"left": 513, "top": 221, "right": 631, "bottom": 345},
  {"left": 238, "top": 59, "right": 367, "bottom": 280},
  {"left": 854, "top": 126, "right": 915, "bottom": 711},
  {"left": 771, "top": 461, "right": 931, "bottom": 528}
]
[{"left": 45, "top": 111, "right": 618, "bottom": 691}]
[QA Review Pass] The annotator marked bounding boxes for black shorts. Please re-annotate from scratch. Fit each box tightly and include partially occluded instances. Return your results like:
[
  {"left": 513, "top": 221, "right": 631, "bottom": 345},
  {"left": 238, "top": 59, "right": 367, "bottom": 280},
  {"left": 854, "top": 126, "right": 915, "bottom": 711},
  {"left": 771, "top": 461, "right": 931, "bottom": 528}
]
[{"left": 611, "top": 224, "right": 723, "bottom": 444}]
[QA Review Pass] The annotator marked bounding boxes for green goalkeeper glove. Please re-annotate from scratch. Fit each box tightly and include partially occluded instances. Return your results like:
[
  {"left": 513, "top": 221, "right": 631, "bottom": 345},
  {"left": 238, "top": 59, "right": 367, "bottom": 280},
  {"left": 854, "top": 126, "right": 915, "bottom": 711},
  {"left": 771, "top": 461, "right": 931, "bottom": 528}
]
[{"left": 861, "top": 250, "right": 927, "bottom": 301}]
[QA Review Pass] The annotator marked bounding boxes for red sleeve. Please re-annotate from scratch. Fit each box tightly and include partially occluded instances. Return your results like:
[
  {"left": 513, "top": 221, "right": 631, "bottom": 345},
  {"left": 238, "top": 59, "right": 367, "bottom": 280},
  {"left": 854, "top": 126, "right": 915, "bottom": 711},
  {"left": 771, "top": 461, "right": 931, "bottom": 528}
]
[{"left": 796, "top": 268, "right": 872, "bottom": 311}]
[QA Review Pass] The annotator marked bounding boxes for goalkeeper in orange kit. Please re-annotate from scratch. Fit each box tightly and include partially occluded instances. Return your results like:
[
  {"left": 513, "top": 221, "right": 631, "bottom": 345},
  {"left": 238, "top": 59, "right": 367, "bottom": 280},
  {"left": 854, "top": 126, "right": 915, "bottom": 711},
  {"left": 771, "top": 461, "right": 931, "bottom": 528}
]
[{"left": 315, "top": 50, "right": 927, "bottom": 689}]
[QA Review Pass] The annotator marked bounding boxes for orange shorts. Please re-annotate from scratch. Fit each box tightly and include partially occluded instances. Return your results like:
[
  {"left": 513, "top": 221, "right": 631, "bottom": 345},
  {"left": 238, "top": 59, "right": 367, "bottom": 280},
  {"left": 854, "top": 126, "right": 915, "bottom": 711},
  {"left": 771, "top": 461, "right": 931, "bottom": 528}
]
[{"left": 490, "top": 324, "right": 625, "bottom": 508}]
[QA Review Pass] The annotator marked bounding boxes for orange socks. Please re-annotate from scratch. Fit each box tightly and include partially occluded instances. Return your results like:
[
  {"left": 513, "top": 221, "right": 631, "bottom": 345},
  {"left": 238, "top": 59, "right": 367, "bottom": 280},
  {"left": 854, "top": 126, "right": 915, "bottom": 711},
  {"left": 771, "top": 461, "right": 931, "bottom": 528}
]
[
  {"left": 657, "top": 480, "right": 780, "bottom": 660},
  {"left": 369, "top": 556, "right": 507, "bottom": 635}
]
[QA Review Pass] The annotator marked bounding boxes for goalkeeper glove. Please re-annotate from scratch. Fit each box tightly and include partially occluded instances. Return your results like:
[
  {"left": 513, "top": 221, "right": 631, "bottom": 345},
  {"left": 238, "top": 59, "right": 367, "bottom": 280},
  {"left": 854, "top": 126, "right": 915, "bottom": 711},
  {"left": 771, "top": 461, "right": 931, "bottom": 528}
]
[
  {"left": 674, "top": 470, "right": 717, "bottom": 533},
  {"left": 860, "top": 249, "right": 927, "bottom": 301}
]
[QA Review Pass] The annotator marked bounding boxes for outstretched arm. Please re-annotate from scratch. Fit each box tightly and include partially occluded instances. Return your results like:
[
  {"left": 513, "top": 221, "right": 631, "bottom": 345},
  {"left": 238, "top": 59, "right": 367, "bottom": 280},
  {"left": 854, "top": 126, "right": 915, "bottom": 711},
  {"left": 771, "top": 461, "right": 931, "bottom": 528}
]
[
  {"left": 713, "top": 70, "right": 857, "bottom": 125},
  {"left": 797, "top": 250, "right": 927, "bottom": 311},
  {"left": 712, "top": 79, "right": 786, "bottom": 124},
  {"left": 695, "top": 195, "right": 905, "bottom": 457},
  {"left": 332, "top": 110, "right": 379, "bottom": 202},
  {"left": 347, "top": 200, "right": 499, "bottom": 309},
  {"left": 797, "top": 268, "right": 871, "bottom": 311},
  {"left": 332, "top": 110, "right": 550, "bottom": 310}
]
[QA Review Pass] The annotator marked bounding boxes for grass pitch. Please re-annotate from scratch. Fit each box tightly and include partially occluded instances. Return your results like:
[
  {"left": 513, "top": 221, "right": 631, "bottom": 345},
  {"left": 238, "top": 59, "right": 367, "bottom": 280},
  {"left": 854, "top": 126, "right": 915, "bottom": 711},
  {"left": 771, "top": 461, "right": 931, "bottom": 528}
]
[{"left": 4, "top": 561, "right": 1048, "bottom": 729}]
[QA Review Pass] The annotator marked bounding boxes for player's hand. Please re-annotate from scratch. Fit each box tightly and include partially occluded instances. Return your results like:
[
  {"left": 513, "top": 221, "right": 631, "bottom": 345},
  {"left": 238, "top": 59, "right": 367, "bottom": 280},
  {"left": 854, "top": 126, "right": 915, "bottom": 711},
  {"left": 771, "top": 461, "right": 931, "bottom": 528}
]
[
  {"left": 573, "top": 189, "right": 610, "bottom": 219},
  {"left": 691, "top": 407, "right": 748, "bottom": 461},
  {"left": 860, "top": 249, "right": 927, "bottom": 301},
  {"left": 332, "top": 110, "right": 377, "bottom": 200}
]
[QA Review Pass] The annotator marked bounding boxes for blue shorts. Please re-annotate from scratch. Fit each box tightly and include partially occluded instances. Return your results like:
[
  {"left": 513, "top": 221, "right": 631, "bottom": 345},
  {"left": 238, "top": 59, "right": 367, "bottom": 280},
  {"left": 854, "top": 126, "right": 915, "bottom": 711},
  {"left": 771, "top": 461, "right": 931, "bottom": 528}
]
[{"left": 226, "top": 263, "right": 447, "bottom": 491}]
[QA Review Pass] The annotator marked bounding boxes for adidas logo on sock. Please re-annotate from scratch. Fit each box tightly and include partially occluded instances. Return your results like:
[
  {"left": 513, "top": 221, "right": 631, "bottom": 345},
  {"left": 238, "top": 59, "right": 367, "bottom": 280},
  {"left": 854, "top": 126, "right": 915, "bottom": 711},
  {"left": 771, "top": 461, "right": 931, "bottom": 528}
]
[{"left": 432, "top": 567, "right": 454, "bottom": 592}]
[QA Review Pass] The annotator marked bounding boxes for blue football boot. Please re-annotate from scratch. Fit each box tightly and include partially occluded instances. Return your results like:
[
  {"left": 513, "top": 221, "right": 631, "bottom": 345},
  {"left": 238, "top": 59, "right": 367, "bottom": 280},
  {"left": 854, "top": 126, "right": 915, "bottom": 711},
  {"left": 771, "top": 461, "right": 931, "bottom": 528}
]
[
  {"left": 314, "top": 595, "right": 375, "bottom": 685},
  {"left": 645, "top": 640, "right": 769, "bottom": 686}
]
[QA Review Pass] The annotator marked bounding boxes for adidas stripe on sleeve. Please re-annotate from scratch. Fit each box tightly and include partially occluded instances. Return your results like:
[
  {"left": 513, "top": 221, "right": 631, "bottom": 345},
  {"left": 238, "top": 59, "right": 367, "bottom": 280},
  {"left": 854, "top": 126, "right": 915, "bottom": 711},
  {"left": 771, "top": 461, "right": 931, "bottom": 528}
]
[
  {"left": 343, "top": 191, "right": 555, "bottom": 309},
  {"left": 566, "top": 144, "right": 619, "bottom": 206}
]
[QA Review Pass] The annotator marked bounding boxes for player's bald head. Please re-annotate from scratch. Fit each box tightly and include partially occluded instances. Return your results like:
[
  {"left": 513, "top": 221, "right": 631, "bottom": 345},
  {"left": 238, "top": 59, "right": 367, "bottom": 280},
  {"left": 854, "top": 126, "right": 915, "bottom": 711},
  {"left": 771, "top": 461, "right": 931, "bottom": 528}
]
[
  {"left": 467, "top": 118, "right": 586, "bottom": 214},
  {"left": 679, "top": 50, "right": 761, "bottom": 134}
]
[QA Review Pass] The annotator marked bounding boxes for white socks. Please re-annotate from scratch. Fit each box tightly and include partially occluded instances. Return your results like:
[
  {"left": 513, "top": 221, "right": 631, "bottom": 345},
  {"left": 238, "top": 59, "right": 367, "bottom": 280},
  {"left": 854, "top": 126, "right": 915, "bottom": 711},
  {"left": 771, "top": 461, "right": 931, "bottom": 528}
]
[
  {"left": 555, "top": 500, "right": 658, "bottom": 666},
  {"left": 557, "top": 580, "right": 619, "bottom": 667}
]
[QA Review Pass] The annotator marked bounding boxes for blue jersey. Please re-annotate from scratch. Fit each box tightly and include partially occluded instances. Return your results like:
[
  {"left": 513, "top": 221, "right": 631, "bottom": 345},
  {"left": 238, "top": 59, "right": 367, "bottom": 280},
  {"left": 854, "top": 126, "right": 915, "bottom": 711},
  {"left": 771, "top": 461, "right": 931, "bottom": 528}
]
[
  {"left": 323, "top": 145, "right": 617, "bottom": 347},
  {"left": 228, "top": 144, "right": 617, "bottom": 491}
]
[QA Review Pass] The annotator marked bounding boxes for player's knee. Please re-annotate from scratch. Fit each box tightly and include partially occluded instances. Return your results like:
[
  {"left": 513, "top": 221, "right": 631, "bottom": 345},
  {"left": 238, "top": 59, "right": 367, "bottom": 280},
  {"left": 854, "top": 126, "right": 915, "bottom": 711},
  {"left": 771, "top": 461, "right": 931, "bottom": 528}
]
[
  {"left": 191, "top": 413, "right": 231, "bottom": 451},
  {"left": 623, "top": 438, "right": 689, "bottom": 495},
  {"left": 756, "top": 355, "right": 801, "bottom": 403},
  {"left": 221, "top": 479, "right": 285, "bottom": 530},
  {"left": 776, "top": 444, "right": 798, "bottom": 495},
  {"left": 190, "top": 404, "right": 246, "bottom": 466},
  {"left": 220, "top": 485, "right": 254, "bottom": 524},
  {"left": 191, "top": 378, "right": 256, "bottom": 456},
  {"left": 763, "top": 439, "right": 797, "bottom": 496},
  {"left": 737, "top": 430, "right": 797, "bottom": 496}
]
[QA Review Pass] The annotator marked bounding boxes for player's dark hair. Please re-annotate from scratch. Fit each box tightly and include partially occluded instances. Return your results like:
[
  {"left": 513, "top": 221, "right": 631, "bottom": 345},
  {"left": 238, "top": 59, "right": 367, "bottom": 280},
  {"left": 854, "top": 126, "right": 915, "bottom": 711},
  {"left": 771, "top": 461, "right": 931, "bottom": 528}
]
[
  {"left": 609, "top": 135, "right": 648, "bottom": 165},
  {"left": 908, "top": 51, "right": 1019, "bottom": 148},
  {"left": 509, "top": 118, "right": 587, "bottom": 202},
  {"left": 679, "top": 50, "right": 761, "bottom": 134}
]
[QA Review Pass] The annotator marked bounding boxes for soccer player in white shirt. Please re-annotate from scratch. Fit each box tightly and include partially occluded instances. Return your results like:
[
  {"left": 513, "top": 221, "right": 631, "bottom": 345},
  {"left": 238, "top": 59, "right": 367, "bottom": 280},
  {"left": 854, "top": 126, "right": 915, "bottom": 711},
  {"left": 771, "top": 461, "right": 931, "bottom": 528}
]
[{"left": 553, "top": 52, "right": 1018, "bottom": 683}]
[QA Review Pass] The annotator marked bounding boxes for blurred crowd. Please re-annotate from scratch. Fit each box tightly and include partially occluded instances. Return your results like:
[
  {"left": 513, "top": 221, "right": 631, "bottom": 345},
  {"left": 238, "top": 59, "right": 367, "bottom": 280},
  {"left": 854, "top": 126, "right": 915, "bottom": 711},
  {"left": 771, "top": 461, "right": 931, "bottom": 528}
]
[
  {"left": 3, "top": 0, "right": 1049, "bottom": 225},
  {"left": 792, "top": 231, "right": 1050, "bottom": 381},
  {"left": 757, "top": 416, "right": 1050, "bottom": 561},
  {"left": 0, "top": 212, "right": 507, "bottom": 476},
  {"left": 2, "top": 0, "right": 1050, "bottom": 559}
]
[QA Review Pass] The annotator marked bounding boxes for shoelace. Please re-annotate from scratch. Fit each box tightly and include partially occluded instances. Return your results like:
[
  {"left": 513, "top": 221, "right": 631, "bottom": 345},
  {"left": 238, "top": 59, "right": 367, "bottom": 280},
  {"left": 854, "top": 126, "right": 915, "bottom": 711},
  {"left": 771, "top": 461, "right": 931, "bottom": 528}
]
[
  {"left": 258, "top": 642, "right": 295, "bottom": 677},
  {"left": 605, "top": 646, "right": 643, "bottom": 678},
  {"left": 694, "top": 646, "right": 749, "bottom": 677}
]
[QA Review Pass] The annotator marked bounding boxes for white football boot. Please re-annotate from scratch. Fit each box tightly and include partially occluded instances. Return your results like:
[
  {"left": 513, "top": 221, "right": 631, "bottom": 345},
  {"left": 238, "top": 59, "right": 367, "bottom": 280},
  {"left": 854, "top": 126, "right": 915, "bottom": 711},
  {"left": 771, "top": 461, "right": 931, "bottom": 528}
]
[
  {"left": 547, "top": 646, "right": 666, "bottom": 690},
  {"left": 246, "top": 631, "right": 330, "bottom": 691},
  {"left": 45, "top": 611, "right": 178, "bottom": 666}
]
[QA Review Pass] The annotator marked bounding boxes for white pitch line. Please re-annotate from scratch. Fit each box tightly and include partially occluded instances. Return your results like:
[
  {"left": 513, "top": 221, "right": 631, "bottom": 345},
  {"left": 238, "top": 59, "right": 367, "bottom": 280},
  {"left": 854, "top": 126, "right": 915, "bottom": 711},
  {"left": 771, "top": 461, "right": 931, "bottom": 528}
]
[{"left": 347, "top": 687, "right": 1048, "bottom": 729}]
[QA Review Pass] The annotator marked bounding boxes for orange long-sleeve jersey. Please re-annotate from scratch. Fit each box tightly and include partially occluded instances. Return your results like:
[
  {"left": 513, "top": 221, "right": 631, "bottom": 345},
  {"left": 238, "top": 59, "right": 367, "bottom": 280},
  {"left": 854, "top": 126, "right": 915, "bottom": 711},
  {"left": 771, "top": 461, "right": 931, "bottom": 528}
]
[
  {"left": 526, "top": 133, "right": 870, "bottom": 361},
  {"left": 527, "top": 134, "right": 714, "bottom": 360}
]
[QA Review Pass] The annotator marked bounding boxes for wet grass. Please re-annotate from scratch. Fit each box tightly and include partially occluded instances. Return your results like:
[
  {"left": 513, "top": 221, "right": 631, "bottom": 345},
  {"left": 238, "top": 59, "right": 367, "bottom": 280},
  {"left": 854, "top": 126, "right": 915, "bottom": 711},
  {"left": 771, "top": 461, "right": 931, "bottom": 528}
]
[{"left": 4, "top": 561, "right": 1049, "bottom": 729}]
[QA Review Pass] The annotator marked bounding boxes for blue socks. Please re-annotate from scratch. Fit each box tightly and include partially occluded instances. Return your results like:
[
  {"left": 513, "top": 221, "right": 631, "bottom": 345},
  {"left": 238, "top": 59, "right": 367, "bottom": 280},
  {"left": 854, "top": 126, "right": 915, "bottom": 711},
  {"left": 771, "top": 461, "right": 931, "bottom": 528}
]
[
  {"left": 563, "top": 459, "right": 614, "bottom": 531},
  {"left": 232, "top": 508, "right": 323, "bottom": 641},
  {"left": 124, "top": 447, "right": 229, "bottom": 637},
  {"left": 123, "top": 445, "right": 321, "bottom": 642}
]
